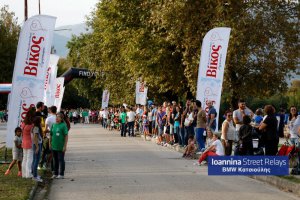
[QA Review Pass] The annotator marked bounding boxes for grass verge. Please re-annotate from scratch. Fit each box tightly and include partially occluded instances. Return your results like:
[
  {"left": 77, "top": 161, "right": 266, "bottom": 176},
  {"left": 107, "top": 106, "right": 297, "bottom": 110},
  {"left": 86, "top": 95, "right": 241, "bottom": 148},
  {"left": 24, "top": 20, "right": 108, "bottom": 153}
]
[
  {"left": 278, "top": 175, "right": 300, "bottom": 184},
  {"left": 0, "top": 147, "right": 35, "bottom": 200}
]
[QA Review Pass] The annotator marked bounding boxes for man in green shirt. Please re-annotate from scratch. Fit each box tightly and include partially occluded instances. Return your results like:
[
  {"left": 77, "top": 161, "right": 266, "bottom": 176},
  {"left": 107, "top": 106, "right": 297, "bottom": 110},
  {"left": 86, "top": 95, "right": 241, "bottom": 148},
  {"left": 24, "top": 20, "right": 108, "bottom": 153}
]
[
  {"left": 119, "top": 106, "right": 127, "bottom": 137},
  {"left": 50, "top": 113, "right": 68, "bottom": 179},
  {"left": 0, "top": 110, "right": 4, "bottom": 122}
]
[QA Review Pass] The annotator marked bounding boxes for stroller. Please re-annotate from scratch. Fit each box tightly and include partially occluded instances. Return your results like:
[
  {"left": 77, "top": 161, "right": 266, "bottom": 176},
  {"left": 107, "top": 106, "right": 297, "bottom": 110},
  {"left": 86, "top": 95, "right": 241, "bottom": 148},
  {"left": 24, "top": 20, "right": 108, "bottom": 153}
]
[
  {"left": 277, "top": 140, "right": 300, "bottom": 174},
  {"left": 234, "top": 127, "right": 264, "bottom": 156}
]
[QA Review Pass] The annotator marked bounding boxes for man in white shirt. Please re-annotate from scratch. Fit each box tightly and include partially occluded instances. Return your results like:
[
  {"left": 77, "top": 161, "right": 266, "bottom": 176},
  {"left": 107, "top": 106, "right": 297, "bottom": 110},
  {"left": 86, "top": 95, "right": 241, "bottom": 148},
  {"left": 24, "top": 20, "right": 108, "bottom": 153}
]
[
  {"left": 40, "top": 106, "right": 57, "bottom": 169},
  {"left": 127, "top": 107, "right": 136, "bottom": 137},
  {"left": 233, "top": 99, "right": 253, "bottom": 131},
  {"left": 102, "top": 108, "right": 108, "bottom": 129}
]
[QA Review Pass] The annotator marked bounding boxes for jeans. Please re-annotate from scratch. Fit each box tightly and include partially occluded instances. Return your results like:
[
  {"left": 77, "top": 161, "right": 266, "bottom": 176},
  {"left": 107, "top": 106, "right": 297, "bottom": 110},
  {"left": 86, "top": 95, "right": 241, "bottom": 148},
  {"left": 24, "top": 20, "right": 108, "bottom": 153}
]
[
  {"left": 53, "top": 150, "right": 65, "bottom": 176},
  {"left": 32, "top": 143, "right": 42, "bottom": 178},
  {"left": 22, "top": 148, "right": 33, "bottom": 178},
  {"left": 120, "top": 123, "right": 126, "bottom": 137},
  {"left": 180, "top": 127, "right": 187, "bottom": 146},
  {"left": 174, "top": 126, "right": 180, "bottom": 144},
  {"left": 128, "top": 121, "right": 134, "bottom": 136},
  {"left": 185, "top": 126, "right": 194, "bottom": 145},
  {"left": 40, "top": 138, "right": 51, "bottom": 168},
  {"left": 196, "top": 128, "right": 205, "bottom": 150},
  {"left": 103, "top": 118, "right": 108, "bottom": 129}
]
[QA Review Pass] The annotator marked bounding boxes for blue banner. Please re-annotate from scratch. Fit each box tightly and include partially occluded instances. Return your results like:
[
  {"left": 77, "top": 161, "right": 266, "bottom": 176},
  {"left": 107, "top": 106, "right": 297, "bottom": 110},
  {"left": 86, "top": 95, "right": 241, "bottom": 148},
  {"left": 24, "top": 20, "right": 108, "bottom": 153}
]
[{"left": 208, "top": 156, "right": 289, "bottom": 176}]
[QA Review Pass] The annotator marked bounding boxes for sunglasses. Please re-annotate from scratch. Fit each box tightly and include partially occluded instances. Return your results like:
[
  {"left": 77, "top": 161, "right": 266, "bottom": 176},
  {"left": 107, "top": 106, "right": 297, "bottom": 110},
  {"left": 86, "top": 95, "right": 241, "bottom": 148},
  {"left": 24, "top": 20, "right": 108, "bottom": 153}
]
[{"left": 227, "top": 114, "right": 233, "bottom": 117}]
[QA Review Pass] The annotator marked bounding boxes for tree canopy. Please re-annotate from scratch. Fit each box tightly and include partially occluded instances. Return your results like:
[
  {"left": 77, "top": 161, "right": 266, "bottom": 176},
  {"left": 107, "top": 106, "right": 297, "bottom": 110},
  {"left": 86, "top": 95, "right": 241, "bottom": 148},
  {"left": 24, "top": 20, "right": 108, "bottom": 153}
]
[{"left": 66, "top": 0, "right": 299, "bottom": 107}]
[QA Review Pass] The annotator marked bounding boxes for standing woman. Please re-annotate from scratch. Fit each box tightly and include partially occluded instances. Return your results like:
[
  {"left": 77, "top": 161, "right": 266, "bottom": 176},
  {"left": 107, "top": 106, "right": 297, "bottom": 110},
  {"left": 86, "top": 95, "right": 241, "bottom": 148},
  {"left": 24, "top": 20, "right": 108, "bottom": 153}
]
[
  {"left": 259, "top": 105, "right": 278, "bottom": 155},
  {"left": 174, "top": 106, "right": 181, "bottom": 146},
  {"left": 221, "top": 111, "right": 235, "bottom": 155},
  {"left": 50, "top": 113, "right": 69, "bottom": 179},
  {"left": 287, "top": 106, "right": 299, "bottom": 147},
  {"left": 21, "top": 107, "right": 35, "bottom": 178},
  {"left": 32, "top": 116, "right": 43, "bottom": 182}
]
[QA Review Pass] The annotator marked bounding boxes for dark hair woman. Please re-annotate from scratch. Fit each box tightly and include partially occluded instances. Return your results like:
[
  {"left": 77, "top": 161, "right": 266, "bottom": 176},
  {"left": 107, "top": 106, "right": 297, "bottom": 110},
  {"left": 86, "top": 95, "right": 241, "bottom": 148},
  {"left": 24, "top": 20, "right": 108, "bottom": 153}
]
[
  {"left": 21, "top": 107, "right": 36, "bottom": 178},
  {"left": 259, "top": 105, "right": 278, "bottom": 155}
]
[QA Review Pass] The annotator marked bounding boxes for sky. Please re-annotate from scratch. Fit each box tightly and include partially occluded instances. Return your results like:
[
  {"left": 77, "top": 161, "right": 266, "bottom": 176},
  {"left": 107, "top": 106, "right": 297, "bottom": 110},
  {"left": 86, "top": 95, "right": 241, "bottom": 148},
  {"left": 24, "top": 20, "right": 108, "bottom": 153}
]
[{"left": 0, "top": 0, "right": 99, "bottom": 27}]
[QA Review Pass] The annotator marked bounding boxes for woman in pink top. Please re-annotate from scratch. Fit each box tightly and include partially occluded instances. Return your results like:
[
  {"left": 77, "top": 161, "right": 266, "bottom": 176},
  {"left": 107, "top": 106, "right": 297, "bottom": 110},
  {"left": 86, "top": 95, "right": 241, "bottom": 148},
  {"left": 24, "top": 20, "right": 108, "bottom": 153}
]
[{"left": 21, "top": 107, "right": 35, "bottom": 178}]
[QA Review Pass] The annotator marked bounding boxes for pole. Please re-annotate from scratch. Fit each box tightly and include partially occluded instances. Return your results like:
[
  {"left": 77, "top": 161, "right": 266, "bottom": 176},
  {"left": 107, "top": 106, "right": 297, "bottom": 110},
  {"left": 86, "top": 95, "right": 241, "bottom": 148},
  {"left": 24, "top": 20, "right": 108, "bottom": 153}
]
[
  {"left": 39, "top": 0, "right": 41, "bottom": 14},
  {"left": 24, "top": 0, "right": 28, "bottom": 21}
]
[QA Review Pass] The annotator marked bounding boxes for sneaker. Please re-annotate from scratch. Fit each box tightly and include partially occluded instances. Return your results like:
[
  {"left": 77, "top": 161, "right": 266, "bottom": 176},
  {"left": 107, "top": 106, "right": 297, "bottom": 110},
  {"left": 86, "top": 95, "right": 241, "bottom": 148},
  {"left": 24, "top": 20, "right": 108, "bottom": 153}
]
[
  {"left": 32, "top": 176, "right": 43, "bottom": 182},
  {"left": 4, "top": 169, "right": 10, "bottom": 175},
  {"left": 37, "top": 166, "right": 42, "bottom": 170},
  {"left": 51, "top": 175, "right": 57, "bottom": 179},
  {"left": 17, "top": 171, "right": 22, "bottom": 177},
  {"left": 57, "top": 175, "right": 64, "bottom": 179},
  {"left": 193, "top": 162, "right": 201, "bottom": 166}
]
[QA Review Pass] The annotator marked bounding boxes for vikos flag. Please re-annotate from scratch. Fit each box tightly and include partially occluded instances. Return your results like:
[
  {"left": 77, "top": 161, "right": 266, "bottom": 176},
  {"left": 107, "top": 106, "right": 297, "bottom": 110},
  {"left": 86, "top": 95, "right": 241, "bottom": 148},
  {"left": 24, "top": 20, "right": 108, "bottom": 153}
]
[
  {"left": 101, "top": 90, "right": 110, "bottom": 109},
  {"left": 135, "top": 81, "right": 148, "bottom": 106},
  {"left": 53, "top": 77, "right": 65, "bottom": 112},
  {"left": 6, "top": 15, "right": 56, "bottom": 147},
  {"left": 44, "top": 54, "right": 59, "bottom": 107},
  {"left": 196, "top": 27, "right": 231, "bottom": 131}
]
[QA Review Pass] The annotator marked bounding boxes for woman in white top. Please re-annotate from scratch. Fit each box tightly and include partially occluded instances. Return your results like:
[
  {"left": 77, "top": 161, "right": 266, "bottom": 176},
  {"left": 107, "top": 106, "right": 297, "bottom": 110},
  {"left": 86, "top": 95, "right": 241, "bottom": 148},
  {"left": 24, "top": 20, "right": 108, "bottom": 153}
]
[
  {"left": 198, "top": 133, "right": 224, "bottom": 165},
  {"left": 221, "top": 111, "right": 236, "bottom": 155},
  {"left": 287, "top": 106, "right": 299, "bottom": 147}
]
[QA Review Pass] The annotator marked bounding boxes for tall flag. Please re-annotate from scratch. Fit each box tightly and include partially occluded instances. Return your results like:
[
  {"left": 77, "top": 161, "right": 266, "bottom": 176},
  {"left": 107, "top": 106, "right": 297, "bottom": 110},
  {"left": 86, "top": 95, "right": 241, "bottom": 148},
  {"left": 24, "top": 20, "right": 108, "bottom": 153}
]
[
  {"left": 6, "top": 15, "right": 56, "bottom": 147},
  {"left": 196, "top": 27, "right": 231, "bottom": 131},
  {"left": 101, "top": 90, "right": 110, "bottom": 109},
  {"left": 44, "top": 54, "right": 59, "bottom": 106},
  {"left": 135, "top": 81, "right": 148, "bottom": 106},
  {"left": 53, "top": 77, "right": 65, "bottom": 112}
]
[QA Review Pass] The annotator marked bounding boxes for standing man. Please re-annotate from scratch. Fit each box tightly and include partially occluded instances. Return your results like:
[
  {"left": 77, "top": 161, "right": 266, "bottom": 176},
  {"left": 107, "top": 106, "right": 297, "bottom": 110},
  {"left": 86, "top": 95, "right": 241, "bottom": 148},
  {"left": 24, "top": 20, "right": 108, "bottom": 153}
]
[
  {"left": 127, "top": 107, "right": 136, "bottom": 137},
  {"left": 233, "top": 99, "right": 254, "bottom": 132},
  {"left": 119, "top": 106, "right": 127, "bottom": 137},
  {"left": 103, "top": 108, "right": 108, "bottom": 129},
  {"left": 206, "top": 101, "right": 217, "bottom": 131}
]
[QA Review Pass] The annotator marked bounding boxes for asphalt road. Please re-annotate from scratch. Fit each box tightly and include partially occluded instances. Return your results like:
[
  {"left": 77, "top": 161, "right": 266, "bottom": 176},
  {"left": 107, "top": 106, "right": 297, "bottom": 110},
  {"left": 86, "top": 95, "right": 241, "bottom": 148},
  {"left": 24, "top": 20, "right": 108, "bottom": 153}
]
[{"left": 48, "top": 124, "right": 298, "bottom": 200}]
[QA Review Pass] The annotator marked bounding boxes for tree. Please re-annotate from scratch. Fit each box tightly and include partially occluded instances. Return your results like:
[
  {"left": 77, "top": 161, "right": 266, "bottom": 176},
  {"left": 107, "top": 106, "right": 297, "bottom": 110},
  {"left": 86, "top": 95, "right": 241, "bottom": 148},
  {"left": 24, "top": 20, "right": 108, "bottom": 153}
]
[
  {"left": 65, "top": 0, "right": 299, "bottom": 108},
  {"left": 0, "top": 6, "right": 20, "bottom": 108}
]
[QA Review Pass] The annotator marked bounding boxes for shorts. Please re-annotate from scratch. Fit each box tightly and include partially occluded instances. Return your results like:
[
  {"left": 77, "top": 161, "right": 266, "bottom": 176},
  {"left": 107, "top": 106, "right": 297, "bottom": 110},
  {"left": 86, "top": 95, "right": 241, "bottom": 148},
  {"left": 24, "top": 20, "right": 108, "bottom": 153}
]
[
  {"left": 170, "top": 124, "right": 174, "bottom": 135},
  {"left": 13, "top": 149, "right": 23, "bottom": 161},
  {"left": 158, "top": 125, "right": 164, "bottom": 136}
]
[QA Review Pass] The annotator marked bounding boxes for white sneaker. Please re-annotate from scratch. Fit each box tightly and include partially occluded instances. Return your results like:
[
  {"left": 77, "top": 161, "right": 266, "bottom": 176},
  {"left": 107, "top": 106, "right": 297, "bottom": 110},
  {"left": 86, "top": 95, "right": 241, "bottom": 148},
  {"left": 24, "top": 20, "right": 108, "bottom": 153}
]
[
  {"left": 32, "top": 176, "right": 43, "bottom": 182},
  {"left": 57, "top": 175, "right": 64, "bottom": 179},
  {"left": 51, "top": 175, "right": 57, "bottom": 179}
]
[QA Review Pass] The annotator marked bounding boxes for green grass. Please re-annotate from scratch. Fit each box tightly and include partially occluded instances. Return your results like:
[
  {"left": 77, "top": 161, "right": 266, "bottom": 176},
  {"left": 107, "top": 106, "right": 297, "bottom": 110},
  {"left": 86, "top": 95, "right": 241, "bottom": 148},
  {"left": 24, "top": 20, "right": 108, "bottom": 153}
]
[
  {"left": 0, "top": 147, "right": 35, "bottom": 200},
  {"left": 279, "top": 175, "right": 300, "bottom": 184}
]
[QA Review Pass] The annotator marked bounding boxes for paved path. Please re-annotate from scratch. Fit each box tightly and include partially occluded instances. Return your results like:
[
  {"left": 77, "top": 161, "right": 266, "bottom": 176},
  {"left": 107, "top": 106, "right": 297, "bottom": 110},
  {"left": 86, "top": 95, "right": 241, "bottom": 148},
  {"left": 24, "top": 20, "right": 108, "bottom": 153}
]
[{"left": 48, "top": 124, "right": 297, "bottom": 200}]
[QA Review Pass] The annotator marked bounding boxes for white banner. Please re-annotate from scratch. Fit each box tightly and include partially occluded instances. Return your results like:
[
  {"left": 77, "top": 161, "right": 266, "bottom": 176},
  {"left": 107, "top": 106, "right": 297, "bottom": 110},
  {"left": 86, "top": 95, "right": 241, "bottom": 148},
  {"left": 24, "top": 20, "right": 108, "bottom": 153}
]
[
  {"left": 54, "top": 77, "right": 65, "bottom": 112},
  {"left": 6, "top": 15, "right": 56, "bottom": 147},
  {"left": 196, "top": 27, "right": 231, "bottom": 132},
  {"left": 44, "top": 54, "right": 59, "bottom": 107},
  {"left": 101, "top": 90, "right": 110, "bottom": 109},
  {"left": 135, "top": 81, "right": 148, "bottom": 105}
]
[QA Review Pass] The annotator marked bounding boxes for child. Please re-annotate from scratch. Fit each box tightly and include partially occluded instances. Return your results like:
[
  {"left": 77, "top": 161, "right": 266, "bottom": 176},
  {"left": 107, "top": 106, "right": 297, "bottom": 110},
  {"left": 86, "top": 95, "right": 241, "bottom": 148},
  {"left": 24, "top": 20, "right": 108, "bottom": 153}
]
[
  {"left": 143, "top": 113, "right": 149, "bottom": 139},
  {"left": 5, "top": 127, "right": 23, "bottom": 176},
  {"left": 182, "top": 135, "right": 195, "bottom": 158}
]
